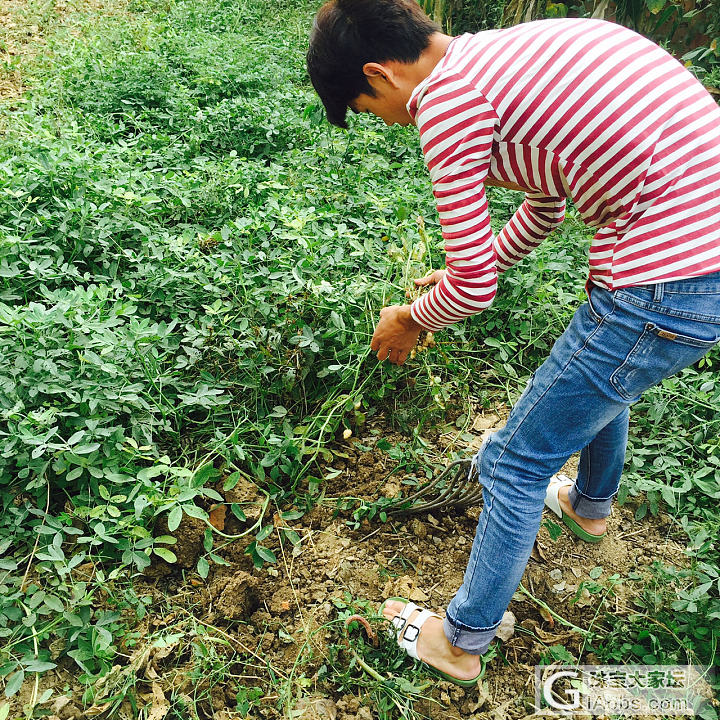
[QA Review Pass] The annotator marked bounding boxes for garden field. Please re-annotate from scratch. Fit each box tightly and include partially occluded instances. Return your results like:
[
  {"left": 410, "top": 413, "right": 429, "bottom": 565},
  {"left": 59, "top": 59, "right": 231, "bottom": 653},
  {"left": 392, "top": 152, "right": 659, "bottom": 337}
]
[{"left": 1, "top": 0, "right": 719, "bottom": 718}]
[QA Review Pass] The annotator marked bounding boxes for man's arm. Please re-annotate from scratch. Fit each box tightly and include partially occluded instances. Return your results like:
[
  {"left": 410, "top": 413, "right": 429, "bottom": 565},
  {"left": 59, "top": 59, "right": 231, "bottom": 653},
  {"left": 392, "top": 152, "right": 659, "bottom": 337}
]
[
  {"left": 494, "top": 193, "right": 566, "bottom": 272},
  {"left": 408, "top": 80, "right": 500, "bottom": 333}
]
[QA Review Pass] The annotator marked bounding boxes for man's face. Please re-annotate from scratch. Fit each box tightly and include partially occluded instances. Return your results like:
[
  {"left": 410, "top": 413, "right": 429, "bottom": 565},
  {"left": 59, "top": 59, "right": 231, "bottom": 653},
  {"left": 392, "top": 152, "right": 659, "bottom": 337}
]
[{"left": 349, "top": 89, "right": 413, "bottom": 126}]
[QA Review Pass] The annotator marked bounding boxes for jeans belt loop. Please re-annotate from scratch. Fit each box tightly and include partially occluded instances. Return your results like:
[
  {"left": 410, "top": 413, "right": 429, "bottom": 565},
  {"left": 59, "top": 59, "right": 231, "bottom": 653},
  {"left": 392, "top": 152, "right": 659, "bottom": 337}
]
[{"left": 652, "top": 282, "right": 664, "bottom": 303}]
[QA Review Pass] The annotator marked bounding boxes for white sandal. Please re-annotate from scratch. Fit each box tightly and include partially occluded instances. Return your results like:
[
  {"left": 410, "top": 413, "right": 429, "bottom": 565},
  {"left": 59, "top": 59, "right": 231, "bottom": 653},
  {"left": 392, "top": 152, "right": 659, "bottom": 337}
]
[
  {"left": 379, "top": 597, "right": 485, "bottom": 687},
  {"left": 544, "top": 474, "right": 607, "bottom": 543}
]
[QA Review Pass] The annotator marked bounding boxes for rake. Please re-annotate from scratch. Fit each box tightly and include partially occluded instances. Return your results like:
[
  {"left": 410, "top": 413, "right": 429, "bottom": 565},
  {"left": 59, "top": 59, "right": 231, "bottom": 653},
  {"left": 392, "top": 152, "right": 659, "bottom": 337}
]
[{"left": 386, "top": 458, "right": 484, "bottom": 515}]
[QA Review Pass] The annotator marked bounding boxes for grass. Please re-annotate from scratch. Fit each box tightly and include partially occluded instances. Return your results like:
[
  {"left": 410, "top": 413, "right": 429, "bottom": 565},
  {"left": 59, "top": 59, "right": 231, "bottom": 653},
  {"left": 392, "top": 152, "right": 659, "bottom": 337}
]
[{"left": 1, "top": 0, "right": 719, "bottom": 716}]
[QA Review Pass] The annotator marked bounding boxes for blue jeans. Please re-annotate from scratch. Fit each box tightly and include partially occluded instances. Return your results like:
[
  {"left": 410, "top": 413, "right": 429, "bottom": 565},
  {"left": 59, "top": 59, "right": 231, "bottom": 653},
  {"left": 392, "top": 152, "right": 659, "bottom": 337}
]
[{"left": 444, "top": 270, "right": 720, "bottom": 654}]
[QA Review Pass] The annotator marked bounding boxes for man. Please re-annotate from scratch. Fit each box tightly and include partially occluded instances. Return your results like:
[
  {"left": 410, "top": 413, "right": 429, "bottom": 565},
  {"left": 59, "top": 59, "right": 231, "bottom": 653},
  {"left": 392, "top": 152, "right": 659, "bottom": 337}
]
[{"left": 307, "top": 0, "right": 720, "bottom": 685}]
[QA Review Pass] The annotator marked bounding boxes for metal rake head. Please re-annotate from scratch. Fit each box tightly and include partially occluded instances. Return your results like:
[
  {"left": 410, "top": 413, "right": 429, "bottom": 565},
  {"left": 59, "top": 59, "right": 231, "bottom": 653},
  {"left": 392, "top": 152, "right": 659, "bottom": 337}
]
[{"left": 386, "top": 458, "right": 483, "bottom": 515}]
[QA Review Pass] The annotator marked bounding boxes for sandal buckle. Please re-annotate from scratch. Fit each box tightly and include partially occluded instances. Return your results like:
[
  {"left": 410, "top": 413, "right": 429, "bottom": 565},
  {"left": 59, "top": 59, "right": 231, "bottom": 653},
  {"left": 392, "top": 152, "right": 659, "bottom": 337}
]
[{"left": 403, "top": 624, "right": 420, "bottom": 643}]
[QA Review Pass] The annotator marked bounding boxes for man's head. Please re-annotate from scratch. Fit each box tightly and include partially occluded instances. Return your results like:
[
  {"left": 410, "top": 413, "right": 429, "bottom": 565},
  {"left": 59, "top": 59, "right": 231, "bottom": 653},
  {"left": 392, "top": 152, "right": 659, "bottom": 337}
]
[{"left": 306, "top": 0, "right": 440, "bottom": 128}]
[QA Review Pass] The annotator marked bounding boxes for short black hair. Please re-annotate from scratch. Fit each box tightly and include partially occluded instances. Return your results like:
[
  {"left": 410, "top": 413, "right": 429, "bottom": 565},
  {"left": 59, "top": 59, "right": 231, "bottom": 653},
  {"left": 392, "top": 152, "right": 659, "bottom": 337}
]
[{"left": 306, "top": 0, "right": 440, "bottom": 128}]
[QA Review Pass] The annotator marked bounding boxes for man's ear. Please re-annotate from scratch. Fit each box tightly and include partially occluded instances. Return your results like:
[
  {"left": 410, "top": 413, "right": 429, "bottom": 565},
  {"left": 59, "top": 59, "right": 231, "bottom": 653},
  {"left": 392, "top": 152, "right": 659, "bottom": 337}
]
[{"left": 362, "top": 62, "right": 399, "bottom": 89}]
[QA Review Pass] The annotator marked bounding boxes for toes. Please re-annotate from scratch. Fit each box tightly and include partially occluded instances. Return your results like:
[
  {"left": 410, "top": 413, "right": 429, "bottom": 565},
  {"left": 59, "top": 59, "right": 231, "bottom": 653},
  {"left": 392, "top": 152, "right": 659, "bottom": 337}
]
[
  {"left": 382, "top": 601, "right": 425, "bottom": 643},
  {"left": 381, "top": 600, "right": 404, "bottom": 621}
]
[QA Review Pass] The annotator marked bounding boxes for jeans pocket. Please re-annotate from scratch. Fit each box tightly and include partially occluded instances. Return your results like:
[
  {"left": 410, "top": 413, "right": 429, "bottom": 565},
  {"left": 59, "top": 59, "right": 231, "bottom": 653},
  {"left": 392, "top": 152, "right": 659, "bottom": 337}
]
[
  {"left": 586, "top": 283, "right": 612, "bottom": 323},
  {"left": 610, "top": 321, "right": 720, "bottom": 401}
]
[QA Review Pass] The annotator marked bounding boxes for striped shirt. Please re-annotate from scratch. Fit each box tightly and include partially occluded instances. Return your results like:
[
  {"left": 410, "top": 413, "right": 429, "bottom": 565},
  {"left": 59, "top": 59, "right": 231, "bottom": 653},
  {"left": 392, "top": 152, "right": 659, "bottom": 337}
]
[{"left": 407, "top": 18, "right": 720, "bottom": 332}]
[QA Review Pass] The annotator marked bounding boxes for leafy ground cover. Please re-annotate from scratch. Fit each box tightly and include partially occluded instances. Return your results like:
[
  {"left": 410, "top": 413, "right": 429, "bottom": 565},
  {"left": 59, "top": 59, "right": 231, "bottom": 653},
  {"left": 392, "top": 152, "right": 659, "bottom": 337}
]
[{"left": 1, "top": 0, "right": 719, "bottom": 717}]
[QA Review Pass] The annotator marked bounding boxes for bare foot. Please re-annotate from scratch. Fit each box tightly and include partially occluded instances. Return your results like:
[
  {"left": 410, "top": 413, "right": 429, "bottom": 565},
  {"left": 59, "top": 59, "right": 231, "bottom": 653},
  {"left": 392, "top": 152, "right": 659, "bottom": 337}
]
[
  {"left": 381, "top": 600, "right": 482, "bottom": 682},
  {"left": 557, "top": 484, "right": 607, "bottom": 536}
]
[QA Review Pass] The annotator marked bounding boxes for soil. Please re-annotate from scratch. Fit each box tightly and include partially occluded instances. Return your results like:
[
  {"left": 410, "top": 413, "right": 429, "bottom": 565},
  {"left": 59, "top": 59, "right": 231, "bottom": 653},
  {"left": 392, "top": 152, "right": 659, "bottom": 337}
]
[
  {"left": 11, "top": 403, "right": 693, "bottom": 720},
  {"left": 0, "top": 0, "right": 128, "bottom": 106},
  {"left": 0, "top": 0, "right": 37, "bottom": 102}
]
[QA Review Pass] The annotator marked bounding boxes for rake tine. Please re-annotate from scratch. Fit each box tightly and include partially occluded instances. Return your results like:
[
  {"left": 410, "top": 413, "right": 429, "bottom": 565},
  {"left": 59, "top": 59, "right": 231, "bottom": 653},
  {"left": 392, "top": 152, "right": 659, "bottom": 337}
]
[
  {"left": 395, "top": 459, "right": 467, "bottom": 508},
  {"left": 453, "top": 484, "right": 482, "bottom": 506},
  {"left": 408, "top": 490, "right": 456, "bottom": 514},
  {"left": 389, "top": 459, "right": 482, "bottom": 514},
  {"left": 426, "top": 464, "right": 472, "bottom": 506},
  {"left": 460, "top": 486, "right": 484, "bottom": 504},
  {"left": 399, "top": 474, "right": 445, "bottom": 506},
  {"left": 410, "top": 486, "right": 482, "bottom": 514}
]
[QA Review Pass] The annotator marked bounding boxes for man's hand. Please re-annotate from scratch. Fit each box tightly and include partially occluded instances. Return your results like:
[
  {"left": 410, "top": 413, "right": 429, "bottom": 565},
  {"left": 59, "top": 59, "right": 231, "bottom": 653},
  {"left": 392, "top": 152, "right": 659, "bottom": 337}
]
[
  {"left": 413, "top": 268, "right": 446, "bottom": 288},
  {"left": 406, "top": 268, "right": 446, "bottom": 298},
  {"left": 370, "top": 304, "right": 423, "bottom": 365}
]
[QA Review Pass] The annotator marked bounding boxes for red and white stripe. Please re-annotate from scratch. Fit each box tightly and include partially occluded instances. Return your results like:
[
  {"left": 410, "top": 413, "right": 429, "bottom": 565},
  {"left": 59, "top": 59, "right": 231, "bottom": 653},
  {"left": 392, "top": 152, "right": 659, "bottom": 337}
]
[{"left": 406, "top": 18, "right": 720, "bottom": 332}]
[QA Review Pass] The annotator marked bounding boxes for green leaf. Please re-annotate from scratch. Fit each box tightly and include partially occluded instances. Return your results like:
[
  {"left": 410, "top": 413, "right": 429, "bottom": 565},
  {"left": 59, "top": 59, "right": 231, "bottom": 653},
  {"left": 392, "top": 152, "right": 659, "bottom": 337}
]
[
  {"left": 192, "top": 462, "right": 220, "bottom": 488},
  {"left": 181, "top": 505, "right": 208, "bottom": 520},
  {"left": 659, "top": 485, "right": 676, "bottom": 507},
  {"left": 542, "top": 518, "right": 563, "bottom": 541},
  {"left": 197, "top": 557, "right": 210, "bottom": 579},
  {"left": 23, "top": 661, "right": 57, "bottom": 673},
  {"left": 0, "top": 701, "right": 10, "bottom": 720},
  {"left": 616, "top": 484, "right": 628, "bottom": 505},
  {"left": 223, "top": 472, "right": 241, "bottom": 491},
  {"left": 43, "top": 595, "right": 64, "bottom": 612},
  {"left": 4, "top": 671, "right": 23, "bottom": 698},
  {"left": 645, "top": 0, "right": 665, "bottom": 13},
  {"left": 73, "top": 443, "right": 100, "bottom": 454},
  {"left": 66, "top": 467, "right": 84, "bottom": 482},
  {"left": 154, "top": 548, "right": 177, "bottom": 563},
  {"left": 130, "top": 551, "right": 151, "bottom": 571},
  {"left": 203, "top": 529, "right": 213, "bottom": 553},
  {"left": 167, "top": 506, "right": 182, "bottom": 532},
  {"left": 256, "top": 545, "right": 277, "bottom": 563},
  {"left": 282, "top": 529, "right": 301, "bottom": 546},
  {"left": 256, "top": 524, "right": 274, "bottom": 542}
]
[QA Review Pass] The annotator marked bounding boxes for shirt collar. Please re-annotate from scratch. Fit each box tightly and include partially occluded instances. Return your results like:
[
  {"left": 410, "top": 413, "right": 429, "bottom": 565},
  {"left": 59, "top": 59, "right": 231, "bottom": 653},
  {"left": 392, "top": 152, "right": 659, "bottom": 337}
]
[
  {"left": 406, "top": 34, "right": 467, "bottom": 121},
  {"left": 406, "top": 77, "right": 430, "bottom": 121}
]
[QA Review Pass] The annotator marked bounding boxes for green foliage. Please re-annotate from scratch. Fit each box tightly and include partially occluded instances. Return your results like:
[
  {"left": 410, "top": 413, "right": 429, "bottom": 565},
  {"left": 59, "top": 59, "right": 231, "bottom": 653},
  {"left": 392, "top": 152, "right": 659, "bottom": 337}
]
[
  {"left": 421, "top": 0, "right": 506, "bottom": 33},
  {"left": 1, "top": 0, "right": 719, "bottom": 705}
]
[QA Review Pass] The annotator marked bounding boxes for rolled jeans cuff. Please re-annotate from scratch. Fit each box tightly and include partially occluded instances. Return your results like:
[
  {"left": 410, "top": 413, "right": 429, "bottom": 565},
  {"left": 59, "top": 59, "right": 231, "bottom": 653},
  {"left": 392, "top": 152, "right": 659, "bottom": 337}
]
[
  {"left": 443, "top": 614, "right": 500, "bottom": 655},
  {"left": 568, "top": 484, "right": 614, "bottom": 519}
]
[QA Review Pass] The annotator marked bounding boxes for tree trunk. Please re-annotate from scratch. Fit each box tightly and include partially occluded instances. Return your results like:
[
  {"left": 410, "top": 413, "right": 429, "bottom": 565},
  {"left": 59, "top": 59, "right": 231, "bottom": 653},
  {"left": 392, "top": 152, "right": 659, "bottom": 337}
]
[
  {"left": 501, "top": 0, "right": 548, "bottom": 26},
  {"left": 421, "top": 0, "right": 463, "bottom": 33}
]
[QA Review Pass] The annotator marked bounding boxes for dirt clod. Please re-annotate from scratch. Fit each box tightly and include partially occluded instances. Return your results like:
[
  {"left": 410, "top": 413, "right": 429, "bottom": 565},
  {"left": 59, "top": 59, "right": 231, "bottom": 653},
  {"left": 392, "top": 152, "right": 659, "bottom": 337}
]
[
  {"left": 153, "top": 513, "right": 206, "bottom": 569},
  {"left": 220, "top": 475, "right": 265, "bottom": 521},
  {"left": 410, "top": 518, "right": 428, "bottom": 538},
  {"left": 270, "top": 585, "right": 295, "bottom": 614},
  {"left": 293, "top": 697, "right": 337, "bottom": 720},
  {"left": 212, "top": 572, "right": 260, "bottom": 619}
]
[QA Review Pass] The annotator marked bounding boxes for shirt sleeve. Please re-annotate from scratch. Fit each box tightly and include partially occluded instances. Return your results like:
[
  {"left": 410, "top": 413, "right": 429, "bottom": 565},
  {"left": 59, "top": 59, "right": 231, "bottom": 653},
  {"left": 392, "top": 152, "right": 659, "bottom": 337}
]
[
  {"left": 409, "top": 79, "right": 499, "bottom": 333},
  {"left": 494, "top": 193, "right": 566, "bottom": 273}
]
